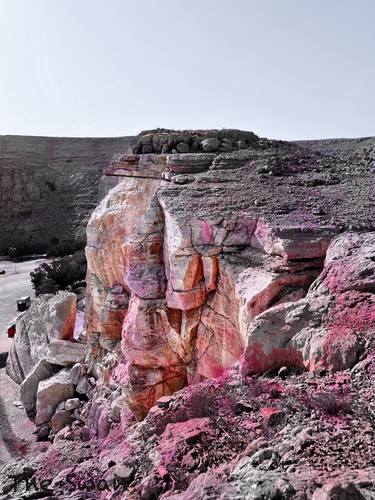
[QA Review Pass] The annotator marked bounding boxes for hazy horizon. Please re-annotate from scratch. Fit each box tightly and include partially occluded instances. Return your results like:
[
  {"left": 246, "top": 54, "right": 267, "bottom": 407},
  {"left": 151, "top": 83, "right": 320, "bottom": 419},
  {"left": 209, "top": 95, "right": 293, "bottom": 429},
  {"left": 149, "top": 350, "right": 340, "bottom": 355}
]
[{"left": 0, "top": 0, "right": 374, "bottom": 141}]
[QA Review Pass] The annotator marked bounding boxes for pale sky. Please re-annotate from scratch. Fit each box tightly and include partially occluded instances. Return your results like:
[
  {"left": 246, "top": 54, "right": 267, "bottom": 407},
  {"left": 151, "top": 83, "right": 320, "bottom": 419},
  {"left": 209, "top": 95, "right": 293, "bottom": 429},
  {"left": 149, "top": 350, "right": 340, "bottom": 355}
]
[{"left": 0, "top": 0, "right": 374, "bottom": 140}]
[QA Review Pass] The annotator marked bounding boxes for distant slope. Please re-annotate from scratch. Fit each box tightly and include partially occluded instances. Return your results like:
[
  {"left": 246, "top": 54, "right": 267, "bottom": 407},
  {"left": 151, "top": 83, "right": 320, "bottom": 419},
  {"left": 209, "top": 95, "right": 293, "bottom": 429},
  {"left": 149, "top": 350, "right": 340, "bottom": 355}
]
[
  {"left": 295, "top": 136, "right": 375, "bottom": 155},
  {"left": 0, "top": 135, "right": 133, "bottom": 255}
]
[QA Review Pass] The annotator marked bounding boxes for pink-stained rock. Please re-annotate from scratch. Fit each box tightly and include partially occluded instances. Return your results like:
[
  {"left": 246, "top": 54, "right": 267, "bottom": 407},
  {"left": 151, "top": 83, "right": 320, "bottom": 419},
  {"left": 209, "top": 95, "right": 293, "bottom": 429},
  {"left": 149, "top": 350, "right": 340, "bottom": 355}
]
[
  {"left": 166, "top": 282, "right": 207, "bottom": 310},
  {"left": 242, "top": 233, "right": 375, "bottom": 376},
  {"left": 119, "top": 296, "right": 188, "bottom": 416},
  {"left": 83, "top": 143, "right": 375, "bottom": 418},
  {"left": 202, "top": 255, "right": 218, "bottom": 291},
  {"left": 97, "top": 408, "right": 111, "bottom": 439},
  {"left": 85, "top": 175, "right": 165, "bottom": 356},
  {"left": 121, "top": 296, "right": 185, "bottom": 368},
  {"left": 260, "top": 407, "right": 285, "bottom": 427},
  {"left": 45, "top": 292, "right": 77, "bottom": 341},
  {"left": 195, "top": 250, "right": 318, "bottom": 381},
  {"left": 236, "top": 266, "right": 319, "bottom": 322},
  {"left": 190, "top": 216, "right": 257, "bottom": 248},
  {"left": 194, "top": 261, "right": 242, "bottom": 380},
  {"left": 251, "top": 220, "right": 339, "bottom": 260},
  {"left": 155, "top": 417, "right": 213, "bottom": 474},
  {"left": 117, "top": 362, "right": 186, "bottom": 420},
  {"left": 168, "top": 254, "right": 204, "bottom": 291},
  {"left": 99, "top": 285, "right": 129, "bottom": 341}
]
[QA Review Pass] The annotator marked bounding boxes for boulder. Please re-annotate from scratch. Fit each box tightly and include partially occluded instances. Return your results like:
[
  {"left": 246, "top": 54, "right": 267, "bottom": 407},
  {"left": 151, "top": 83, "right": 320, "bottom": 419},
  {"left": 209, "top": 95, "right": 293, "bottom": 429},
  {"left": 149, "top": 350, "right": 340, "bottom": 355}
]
[
  {"left": 35, "top": 369, "right": 75, "bottom": 425},
  {"left": 201, "top": 138, "right": 220, "bottom": 152},
  {"left": 70, "top": 362, "right": 87, "bottom": 385},
  {"left": 6, "top": 292, "right": 77, "bottom": 384},
  {"left": 242, "top": 233, "right": 375, "bottom": 375},
  {"left": 76, "top": 375, "right": 94, "bottom": 397},
  {"left": 65, "top": 398, "right": 81, "bottom": 411},
  {"left": 51, "top": 409, "right": 74, "bottom": 433},
  {"left": 312, "top": 481, "right": 365, "bottom": 500},
  {"left": 20, "top": 358, "right": 57, "bottom": 419},
  {"left": 46, "top": 339, "right": 85, "bottom": 366}
]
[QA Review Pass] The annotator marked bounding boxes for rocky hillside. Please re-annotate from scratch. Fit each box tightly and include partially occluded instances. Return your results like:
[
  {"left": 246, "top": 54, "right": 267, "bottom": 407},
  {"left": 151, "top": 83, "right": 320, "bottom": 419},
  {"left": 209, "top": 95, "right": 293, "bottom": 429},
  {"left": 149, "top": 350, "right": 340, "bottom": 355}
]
[
  {"left": 2, "top": 129, "right": 375, "bottom": 499},
  {"left": 0, "top": 135, "right": 132, "bottom": 255}
]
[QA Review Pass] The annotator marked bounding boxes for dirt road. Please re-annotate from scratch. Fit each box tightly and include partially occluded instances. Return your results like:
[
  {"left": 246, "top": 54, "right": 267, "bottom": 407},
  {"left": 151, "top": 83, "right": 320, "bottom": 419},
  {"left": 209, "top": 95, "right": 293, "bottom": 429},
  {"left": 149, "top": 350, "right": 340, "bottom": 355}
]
[{"left": 0, "top": 258, "right": 46, "bottom": 356}]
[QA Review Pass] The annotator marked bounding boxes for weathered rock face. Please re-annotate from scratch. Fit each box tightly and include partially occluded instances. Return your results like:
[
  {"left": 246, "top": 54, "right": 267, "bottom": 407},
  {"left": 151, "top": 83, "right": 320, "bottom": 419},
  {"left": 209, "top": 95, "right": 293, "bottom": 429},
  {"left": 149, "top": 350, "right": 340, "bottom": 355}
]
[
  {"left": 0, "top": 135, "right": 132, "bottom": 255},
  {"left": 84, "top": 130, "right": 375, "bottom": 418},
  {"left": 6, "top": 291, "right": 77, "bottom": 384},
  {"left": 242, "top": 232, "right": 375, "bottom": 375}
]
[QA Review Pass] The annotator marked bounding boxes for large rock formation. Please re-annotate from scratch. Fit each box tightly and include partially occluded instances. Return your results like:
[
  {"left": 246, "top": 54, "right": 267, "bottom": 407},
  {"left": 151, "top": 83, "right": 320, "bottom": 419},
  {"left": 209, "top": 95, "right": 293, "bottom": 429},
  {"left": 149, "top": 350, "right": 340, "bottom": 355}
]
[
  {"left": 0, "top": 135, "right": 132, "bottom": 254},
  {"left": 2, "top": 129, "right": 375, "bottom": 500},
  {"left": 84, "top": 129, "right": 375, "bottom": 418}
]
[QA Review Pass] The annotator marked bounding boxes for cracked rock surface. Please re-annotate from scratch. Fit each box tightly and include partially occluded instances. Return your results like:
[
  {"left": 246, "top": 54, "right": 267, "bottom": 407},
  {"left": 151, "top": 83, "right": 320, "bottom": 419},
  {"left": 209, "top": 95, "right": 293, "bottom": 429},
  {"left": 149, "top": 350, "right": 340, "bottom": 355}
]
[{"left": 86, "top": 130, "right": 375, "bottom": 417}]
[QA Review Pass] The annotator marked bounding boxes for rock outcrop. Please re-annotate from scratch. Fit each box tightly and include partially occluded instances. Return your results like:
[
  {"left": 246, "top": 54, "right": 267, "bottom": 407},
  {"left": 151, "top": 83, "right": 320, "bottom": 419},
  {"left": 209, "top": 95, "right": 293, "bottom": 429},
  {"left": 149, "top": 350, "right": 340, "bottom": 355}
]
[
  {"left": 2, "top": 129, "right": 375, "bottom": 500},
  {"left": 242, "top": 232, "right": 375, "bottom": 375},
  {"left": 84, "top": 129, "right": 375, "bottom": 418}
]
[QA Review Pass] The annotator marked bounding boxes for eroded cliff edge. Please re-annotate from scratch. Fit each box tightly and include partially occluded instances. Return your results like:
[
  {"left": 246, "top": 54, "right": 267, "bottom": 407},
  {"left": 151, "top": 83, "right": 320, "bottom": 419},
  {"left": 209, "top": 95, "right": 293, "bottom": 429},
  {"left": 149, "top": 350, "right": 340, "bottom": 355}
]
[{"left": 84, "top": 129, "right": 375, "bottom": 418}]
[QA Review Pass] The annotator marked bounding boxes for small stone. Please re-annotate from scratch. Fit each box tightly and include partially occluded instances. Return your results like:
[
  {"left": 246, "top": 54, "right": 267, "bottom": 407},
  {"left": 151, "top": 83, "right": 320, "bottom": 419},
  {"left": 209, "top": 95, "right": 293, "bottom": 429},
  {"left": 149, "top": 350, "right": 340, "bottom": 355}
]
[
  {"left": 114, "top": 465, "right": 135, "bottom": 486},
  {"left": 76, "top": 376, "right": 92, "bottom": 396},
  {"left": 156, "top": 395, "right": 172, "bottom": 409},
  {"left": 51, "top": 409, "right": 74, "bottom": 433},
  {"left": 65, "top": 398, "right": 81, "bottom": 411},
  {"left": 312, "top": 481, "right": 364, "bottom": 500},
  {"left": 260, "top": 407, "right": 286, "bottom": 427},
  {"left": 54, "top": 426, "right": 74, "bottom": 442},
  {"left": 36, "top": 425, "right": 51, "bottom": 442},
  {"left": 176, "top": 142, "right": 189, "bottom": 153},
  {"left": 249, "top": 447, "right": 280, "bottom": 467},
  {"left": 80, "top": 426, "right": 91, "bottom": 442},
  {"left": 278, "top": 366, "right": 289, "bottom": 379},
  {"left": 185, "top": 429, "right": 204, "bottom": 445},
  {"left": 73, "top": 408, "right": 85, "bottom": 422},
  {"left": 57, "top": 401, "right": 66, "bottom": 411}
]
